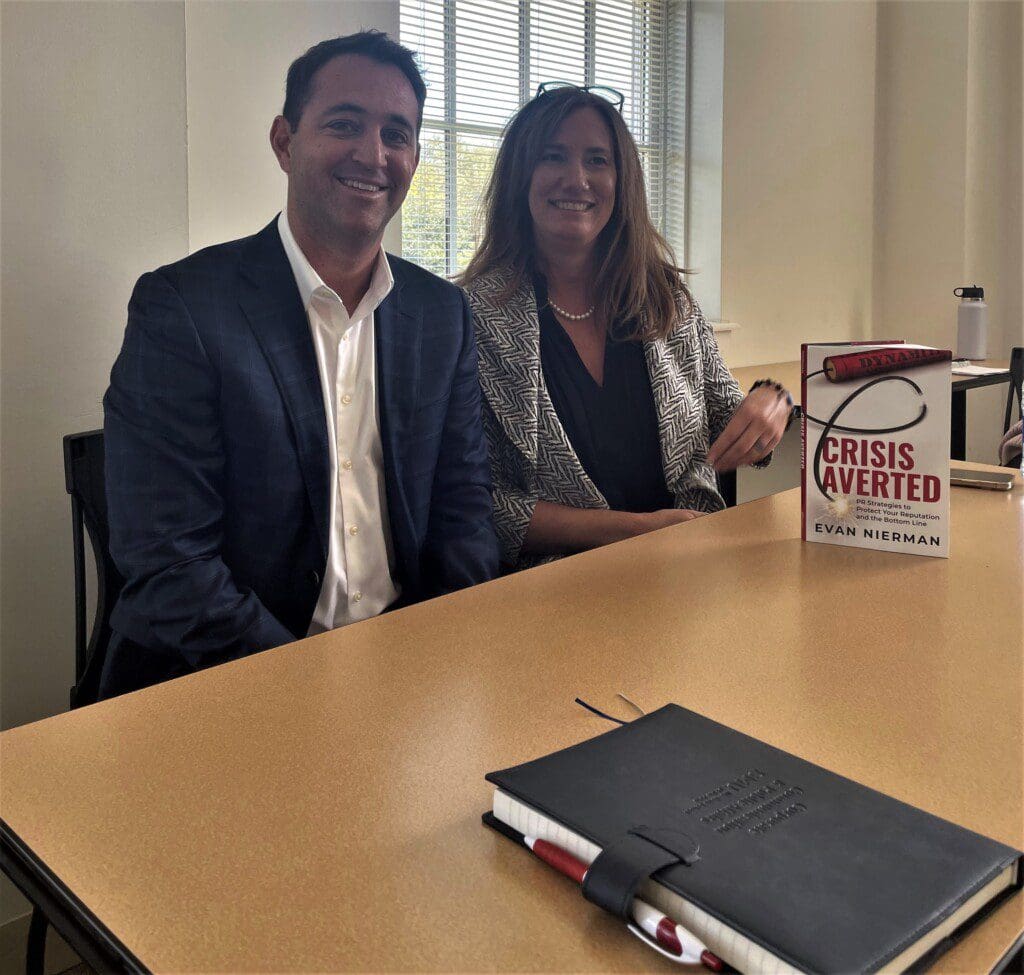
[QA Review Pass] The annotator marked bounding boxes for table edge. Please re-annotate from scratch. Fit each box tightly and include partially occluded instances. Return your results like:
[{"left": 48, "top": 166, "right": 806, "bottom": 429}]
[{"left": 0, "top": 819, "right": 147, "bottom": 975}]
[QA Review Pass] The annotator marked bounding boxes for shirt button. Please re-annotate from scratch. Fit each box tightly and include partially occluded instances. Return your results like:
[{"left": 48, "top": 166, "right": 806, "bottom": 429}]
[
  {"left": 348, "top": 524, "right": 359, "bottom": 536},
  {"left": 353, "top": 591, "right": 362, "bottom": 602},
  {"left": 342, "top": 458, "right": 353, "bottom": 471},
  {"left": 341, "top": 393, "right": 352, "bottom": 406}
]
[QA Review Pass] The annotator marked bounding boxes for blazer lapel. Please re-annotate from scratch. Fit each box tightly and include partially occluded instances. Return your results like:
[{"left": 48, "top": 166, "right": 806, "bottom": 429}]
[
  {"left": 644, "top": 330, "right": 702, "bottom": 498},
  {"left": 239, "top": 222, "right": 331, "bottom": 559},
  {"left": 469, "top": 269, "right": 604, "bottom": 507},
  {"left": 469, "top": 270, "right": 540, "bottom": 466},
  {"left": 374, "top": 275, "right": 420, "bottom": 470}
]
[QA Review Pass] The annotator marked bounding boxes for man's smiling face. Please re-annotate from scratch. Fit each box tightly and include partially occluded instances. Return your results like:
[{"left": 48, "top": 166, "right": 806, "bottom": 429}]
[{"left": 271, "top": 53, "right": 420, "bottom": 250}]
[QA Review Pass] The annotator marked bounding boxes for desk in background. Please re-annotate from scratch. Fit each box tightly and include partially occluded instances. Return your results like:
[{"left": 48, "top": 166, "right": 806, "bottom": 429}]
[{"left": 1, "top": 464, "right": 1021, "bottom": 973}]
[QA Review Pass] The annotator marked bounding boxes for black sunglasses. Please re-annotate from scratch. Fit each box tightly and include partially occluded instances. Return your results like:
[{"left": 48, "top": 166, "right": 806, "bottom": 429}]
[{"left": 535, "top": 80, "right": 625, "bottom": 112}]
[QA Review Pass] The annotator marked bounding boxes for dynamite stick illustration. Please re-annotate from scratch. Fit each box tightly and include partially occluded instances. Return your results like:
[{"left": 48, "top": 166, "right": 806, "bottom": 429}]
[{"left": 823, "top": 348, "right": 952, "bottom": 383}]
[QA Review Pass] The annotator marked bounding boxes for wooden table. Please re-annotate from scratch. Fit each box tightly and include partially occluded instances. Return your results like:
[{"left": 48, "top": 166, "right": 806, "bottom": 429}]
[{"left": 2, "top": 466, "right": 1021, "bottom": 973}]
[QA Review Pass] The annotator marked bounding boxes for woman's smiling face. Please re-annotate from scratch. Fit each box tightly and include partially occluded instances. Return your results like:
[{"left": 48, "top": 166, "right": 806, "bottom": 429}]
[{"left": 528, "top": 106, "right": 617, "bottom": 258}]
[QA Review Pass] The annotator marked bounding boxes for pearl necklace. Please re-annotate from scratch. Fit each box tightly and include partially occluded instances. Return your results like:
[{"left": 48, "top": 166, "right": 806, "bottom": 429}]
[{"left": 548, "top": 299, "right": 595, "bottom": 321}]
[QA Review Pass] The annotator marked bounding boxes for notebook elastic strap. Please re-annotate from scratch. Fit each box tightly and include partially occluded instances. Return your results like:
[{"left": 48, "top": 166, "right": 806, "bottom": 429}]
[{"left": 581, "top": 826, "right": 700, "bottom": 919}]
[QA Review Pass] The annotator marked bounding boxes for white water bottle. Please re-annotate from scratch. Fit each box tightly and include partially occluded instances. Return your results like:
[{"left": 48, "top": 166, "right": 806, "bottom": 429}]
[{"left": 954, "top": 285, "right": 987, "bottom": 360}]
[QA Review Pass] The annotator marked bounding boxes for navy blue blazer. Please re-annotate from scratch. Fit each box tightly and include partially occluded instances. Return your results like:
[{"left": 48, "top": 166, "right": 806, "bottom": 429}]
[{"left": 99, "top": 219, "right": 498, "bottom": 698}]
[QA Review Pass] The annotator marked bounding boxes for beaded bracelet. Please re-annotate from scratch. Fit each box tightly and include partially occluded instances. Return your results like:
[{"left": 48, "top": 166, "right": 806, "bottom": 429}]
[{"left": 750, "top": 378, "right": 798, "bottom": 432}]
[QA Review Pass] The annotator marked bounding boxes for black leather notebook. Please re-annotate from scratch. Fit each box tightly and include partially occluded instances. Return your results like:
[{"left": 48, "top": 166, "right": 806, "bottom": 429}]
[{"left": 484, "top": 704, "right": 1022, "bottom": 973}]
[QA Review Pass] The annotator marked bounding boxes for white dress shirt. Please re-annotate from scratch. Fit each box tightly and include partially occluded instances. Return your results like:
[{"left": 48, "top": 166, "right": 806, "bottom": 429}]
[{"left": 277, "top": 212, "right": 400, "bottom": 634}]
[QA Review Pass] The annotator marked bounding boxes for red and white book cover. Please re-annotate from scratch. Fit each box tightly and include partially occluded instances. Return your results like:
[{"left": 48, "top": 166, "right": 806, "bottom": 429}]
[{"left": 801, "top": 342, "right": 951, "bottom": 558}]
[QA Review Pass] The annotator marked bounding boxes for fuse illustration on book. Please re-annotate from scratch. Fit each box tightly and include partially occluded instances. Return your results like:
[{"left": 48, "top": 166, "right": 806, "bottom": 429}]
[{"left": 800, "top": 342, "right": 952, "bottom": 557}]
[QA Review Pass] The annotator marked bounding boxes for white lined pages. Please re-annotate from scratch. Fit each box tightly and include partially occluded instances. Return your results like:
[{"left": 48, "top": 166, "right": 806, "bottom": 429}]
[{"left": 492, "top": 788, "right": 802, "bottom": 974}]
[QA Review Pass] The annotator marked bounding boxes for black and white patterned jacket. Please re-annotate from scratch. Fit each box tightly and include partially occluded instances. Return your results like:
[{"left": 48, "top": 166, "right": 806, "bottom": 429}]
[{"left": 465, "top": 267, "right": 746, "bottom": 570}]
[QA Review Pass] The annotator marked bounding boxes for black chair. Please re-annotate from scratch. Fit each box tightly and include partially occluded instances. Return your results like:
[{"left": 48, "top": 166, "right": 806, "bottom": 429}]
[
  {"left": 1002, "top": 346, "right": 1023, "bottom": 434},
  {"left": 62, "top": 430, "right": 123, "bottom": 709},
  {"left": 26, "top": 430, "right": 124, "bottom": 975},
  {"left": 1000, "top": 347, "right": 1023, "bottom": 470}
]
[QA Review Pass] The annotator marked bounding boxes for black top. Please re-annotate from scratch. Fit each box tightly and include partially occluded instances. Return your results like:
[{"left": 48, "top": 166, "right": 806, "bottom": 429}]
[{"left": 536, "top": 279, "right": 672, "bottom": 513}]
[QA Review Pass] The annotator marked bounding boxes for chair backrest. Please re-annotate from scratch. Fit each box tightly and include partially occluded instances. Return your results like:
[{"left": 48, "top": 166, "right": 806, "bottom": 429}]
[
  {"left": 1005, "top": 347, "right": 1023, "bottom": 433},
  {"left": 63, "top": 430, "right": 124, "bottom": 708}
]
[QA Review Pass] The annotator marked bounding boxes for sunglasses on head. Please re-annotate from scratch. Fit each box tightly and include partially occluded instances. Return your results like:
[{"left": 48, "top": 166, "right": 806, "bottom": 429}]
[{"left": 535, "top": 81, "right": 624, "bottom": 112}]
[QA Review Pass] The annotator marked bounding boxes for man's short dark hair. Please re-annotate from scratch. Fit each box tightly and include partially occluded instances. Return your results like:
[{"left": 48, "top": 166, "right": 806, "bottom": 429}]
[{"left": 282, "top": 31, "right": 427, "bottom": 131}]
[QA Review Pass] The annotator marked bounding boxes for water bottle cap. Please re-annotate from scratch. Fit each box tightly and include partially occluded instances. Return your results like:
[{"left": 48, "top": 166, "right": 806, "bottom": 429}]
[{"left": 954, "top": 285, "right": 984, "bottom": 299}]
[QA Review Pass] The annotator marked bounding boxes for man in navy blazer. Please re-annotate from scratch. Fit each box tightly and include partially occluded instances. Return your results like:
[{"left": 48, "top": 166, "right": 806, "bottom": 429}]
[{"left": 98, "top": 32, "right": 498, "bottom": 699}]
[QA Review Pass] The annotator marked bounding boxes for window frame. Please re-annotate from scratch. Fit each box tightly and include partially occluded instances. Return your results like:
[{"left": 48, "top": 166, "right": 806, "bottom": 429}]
[{"left": 401, "top": 0, "right": 685, "bottom": 279}]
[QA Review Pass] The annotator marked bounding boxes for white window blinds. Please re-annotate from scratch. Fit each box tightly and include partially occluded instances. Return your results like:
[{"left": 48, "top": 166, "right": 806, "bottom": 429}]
[{"left": 400, "top": 0, "right": 684, "bottom": 278}]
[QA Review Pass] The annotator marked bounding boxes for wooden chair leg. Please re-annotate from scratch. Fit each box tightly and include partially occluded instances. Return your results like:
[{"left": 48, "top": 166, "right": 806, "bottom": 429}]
[{"left": 26, "top": 905, "right": 47, "bottom": 975}]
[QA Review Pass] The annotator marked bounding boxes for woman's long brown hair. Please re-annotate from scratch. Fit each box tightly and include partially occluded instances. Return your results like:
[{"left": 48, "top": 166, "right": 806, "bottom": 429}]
[{"left": 458, "top": 86, "right": 690, "bottom": 341}]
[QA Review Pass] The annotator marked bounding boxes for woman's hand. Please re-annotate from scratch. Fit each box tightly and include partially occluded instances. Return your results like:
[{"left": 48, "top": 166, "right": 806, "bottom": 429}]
[
  {"left": 523, "top": 502, "right": 706, "bottom": 555},
  {"left": 631, "top": 508, "right": 706, "bottom": 535},
  {"left": 707, "top": 385, "right": 791, "bottom": 471},
  {"left": 999, "top": 419, "right": 1022, "bottom": 466}
]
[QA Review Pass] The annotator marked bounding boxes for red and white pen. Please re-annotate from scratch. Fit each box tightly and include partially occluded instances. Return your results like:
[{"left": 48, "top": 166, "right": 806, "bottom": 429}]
[{"left": 523, "top": 835, "right": 724, "bottom": 971}]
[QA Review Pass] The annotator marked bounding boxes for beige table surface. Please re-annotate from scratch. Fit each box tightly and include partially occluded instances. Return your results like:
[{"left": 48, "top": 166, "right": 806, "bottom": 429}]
[
  {"left": 730, "top": 359, "right": 1011, "bottom": 405},
  {"left": 2, "top": 466, "right": 1022, "bottom": 973}
]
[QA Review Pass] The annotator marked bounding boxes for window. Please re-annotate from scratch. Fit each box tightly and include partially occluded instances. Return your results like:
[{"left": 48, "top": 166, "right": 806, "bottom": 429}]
[{"left": 400, "top": 0, "right": 685, "bottom": 278}]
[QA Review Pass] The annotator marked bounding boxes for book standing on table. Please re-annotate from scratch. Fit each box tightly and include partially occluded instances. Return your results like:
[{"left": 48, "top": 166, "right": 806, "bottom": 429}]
[{"left": 801, "top": 343, "right": 951, "bottom": 558}]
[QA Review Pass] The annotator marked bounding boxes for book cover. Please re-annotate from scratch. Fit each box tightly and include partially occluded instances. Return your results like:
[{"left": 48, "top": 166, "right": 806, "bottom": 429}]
[
  {"left": 801, "top": 343, "right": 951, "bottom": 557},
  {"left": 485, "top": 705, "right": 1021, "bottom": 974}
]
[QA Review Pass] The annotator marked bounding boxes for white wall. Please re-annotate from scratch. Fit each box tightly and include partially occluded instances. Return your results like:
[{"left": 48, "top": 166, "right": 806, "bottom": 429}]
[
  {"left": 0, "top": 0, "right": 398, "bottom": 934},
  {"left": 715, "top": 0, "right": 878, "bottom": 368},
  {"left": 873, "top": 0, "right": 1023, "bottom": 461},
  {"left": 872, "top": 1, "right": 971, "bottom": 355},
  {"left": 184, "top": 1, "right": 401, "bottom": 254},
  {"left": 0, "top": 0, "right": 191, "bottom": 725},
  {"left": 716, "top": 0, "right": 1021, "bottom": 466},
  {"left": 964, "top": 0, "right": 1024, "bottom": 458}
]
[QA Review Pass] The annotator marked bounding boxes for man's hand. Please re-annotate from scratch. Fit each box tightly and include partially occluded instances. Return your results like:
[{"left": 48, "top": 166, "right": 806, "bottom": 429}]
[{"left": 707, "top": 385, "right": 791, "bottom": 471}]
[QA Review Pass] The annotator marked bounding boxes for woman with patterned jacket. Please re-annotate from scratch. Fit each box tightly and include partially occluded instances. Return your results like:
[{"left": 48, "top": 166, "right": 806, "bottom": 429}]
[{"left": 459, "top": 84, "right": 792, "bottom": 571}]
